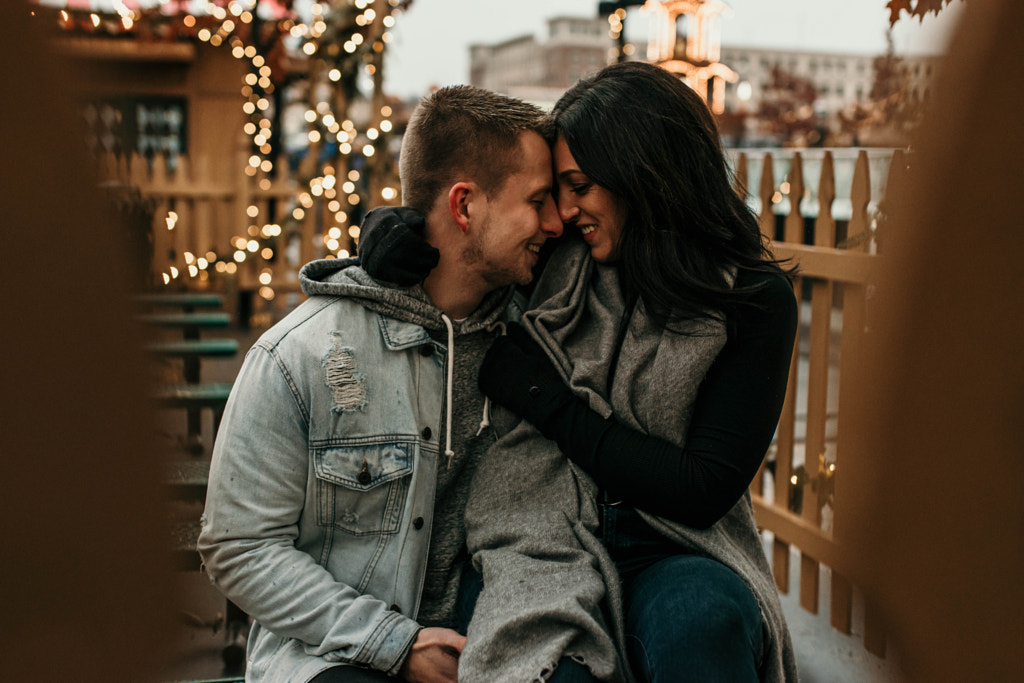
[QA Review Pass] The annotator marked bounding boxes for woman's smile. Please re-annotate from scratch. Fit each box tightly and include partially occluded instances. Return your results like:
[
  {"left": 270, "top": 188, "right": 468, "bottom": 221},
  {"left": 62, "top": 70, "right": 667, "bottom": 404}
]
[{"left": 553, "top": 136, "right": 628, "bottom": 263}]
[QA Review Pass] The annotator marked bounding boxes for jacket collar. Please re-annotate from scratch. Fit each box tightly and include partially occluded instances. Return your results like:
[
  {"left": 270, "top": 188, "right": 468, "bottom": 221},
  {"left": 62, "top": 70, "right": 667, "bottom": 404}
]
[{"left": 377, "top": 313, "right": 433, "bottom": 351}]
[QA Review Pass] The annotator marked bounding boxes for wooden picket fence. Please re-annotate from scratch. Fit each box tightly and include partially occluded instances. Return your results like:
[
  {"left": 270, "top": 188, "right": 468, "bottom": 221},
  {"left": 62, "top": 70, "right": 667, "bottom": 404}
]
[{"left": 732, "top": 147, "right": 907, "bottom": 658}]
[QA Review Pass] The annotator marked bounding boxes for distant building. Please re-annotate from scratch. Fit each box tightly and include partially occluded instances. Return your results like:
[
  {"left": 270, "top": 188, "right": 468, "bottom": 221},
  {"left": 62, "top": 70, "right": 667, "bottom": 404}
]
[
  {"left": 719, "top": 45, "right": 941, "bottom": 115},
  {"left": 468, "top": 15, "right": 940, "bottom": 123},
  {"left": 469, "top": 16, "right": 614, "bottom": 108}
]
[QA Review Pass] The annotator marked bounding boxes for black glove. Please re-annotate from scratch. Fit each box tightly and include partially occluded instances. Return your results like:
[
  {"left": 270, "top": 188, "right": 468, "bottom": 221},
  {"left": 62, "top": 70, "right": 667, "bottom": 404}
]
[
  {"left": 479, "top": 323, "right": 576, "bottom": 437},
  {"left": 357, "top": 207, "right": 439, "bottom": 286}
]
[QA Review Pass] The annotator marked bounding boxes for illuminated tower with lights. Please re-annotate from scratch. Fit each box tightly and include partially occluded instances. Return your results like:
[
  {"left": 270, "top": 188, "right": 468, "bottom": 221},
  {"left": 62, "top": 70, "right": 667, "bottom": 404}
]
[{"left": 642, "top": 0, "right": 736, "bottom": 114}]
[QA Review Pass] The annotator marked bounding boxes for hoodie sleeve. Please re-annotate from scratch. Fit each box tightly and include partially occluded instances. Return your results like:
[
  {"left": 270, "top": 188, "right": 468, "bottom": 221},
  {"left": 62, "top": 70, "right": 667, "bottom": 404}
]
[{"left": 197, "top": 343, "right": 421, "bottom": 675}]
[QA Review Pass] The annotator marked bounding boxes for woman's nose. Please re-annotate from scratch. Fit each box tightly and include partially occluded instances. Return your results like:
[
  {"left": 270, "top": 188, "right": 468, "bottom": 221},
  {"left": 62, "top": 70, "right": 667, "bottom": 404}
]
[{"left": 559, "top": 202, "right": 580, "bottom": 222}]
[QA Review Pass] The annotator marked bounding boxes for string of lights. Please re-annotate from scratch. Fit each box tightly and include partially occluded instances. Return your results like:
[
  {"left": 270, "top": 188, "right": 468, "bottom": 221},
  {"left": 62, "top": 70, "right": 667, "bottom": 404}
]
[{"left": 35, "top": 0, "right": 405, "bottom": 300}]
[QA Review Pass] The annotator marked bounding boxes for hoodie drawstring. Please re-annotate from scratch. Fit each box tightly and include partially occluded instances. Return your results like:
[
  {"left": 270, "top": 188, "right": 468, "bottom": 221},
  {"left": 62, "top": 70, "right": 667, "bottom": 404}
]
[
  {"left": 441, "top": 314, "right": 456, "bottom": 469},
  {"left": 440, "top": 317, "right": 507, "bottom": 465},
  {"left": 475, "top": 321, "right": 507, "bottom": 436}
]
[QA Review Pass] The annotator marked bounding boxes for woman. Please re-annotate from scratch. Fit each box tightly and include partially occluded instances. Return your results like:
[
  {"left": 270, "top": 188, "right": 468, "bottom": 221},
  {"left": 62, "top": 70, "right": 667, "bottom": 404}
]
[{"left": 361, "top": 61, "right": 798, "bottom": 682}]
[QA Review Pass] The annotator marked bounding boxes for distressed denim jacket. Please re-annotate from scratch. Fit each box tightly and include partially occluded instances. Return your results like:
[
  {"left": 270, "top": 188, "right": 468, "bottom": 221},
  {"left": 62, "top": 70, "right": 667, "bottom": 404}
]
[{"left": 199, "top": 263, "right": 472, "bottom": 682}]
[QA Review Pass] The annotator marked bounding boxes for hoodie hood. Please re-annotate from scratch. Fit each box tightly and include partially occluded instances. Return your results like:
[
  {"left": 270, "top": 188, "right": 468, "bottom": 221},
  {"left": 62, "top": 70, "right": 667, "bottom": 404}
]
[
  {"left": 299, "top": 257, "right": 514, "bottom": 336},
  {"left": 301, "top": 257, "right": 515, "bottom": 471}
]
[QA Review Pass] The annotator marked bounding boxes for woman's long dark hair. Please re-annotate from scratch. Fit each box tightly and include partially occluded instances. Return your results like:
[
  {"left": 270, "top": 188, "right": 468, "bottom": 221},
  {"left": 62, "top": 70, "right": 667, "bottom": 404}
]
[{"left": 551, "top": 61, "right": 792, "bottom": 328}]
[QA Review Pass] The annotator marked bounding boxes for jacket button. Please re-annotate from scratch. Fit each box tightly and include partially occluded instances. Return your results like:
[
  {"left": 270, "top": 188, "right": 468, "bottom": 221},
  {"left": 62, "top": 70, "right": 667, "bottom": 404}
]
[
  {"left": 413, "top": 517, "right": 424, "bottom": 530},
  {"left": 419, "top": 344, "right": 434, "bottom": 357},
  {"left": 421, "top": 427, "right": 432, "bottom": 440},
  {"left": 529, "top": 385, "right": 542, "bottom": 397},
  {"left": 357, "top": 460, "right": 372, "bottom": 485}
]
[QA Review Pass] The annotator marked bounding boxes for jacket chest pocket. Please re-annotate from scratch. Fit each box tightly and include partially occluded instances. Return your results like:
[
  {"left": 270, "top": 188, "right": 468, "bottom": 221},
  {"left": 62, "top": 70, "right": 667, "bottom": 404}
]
[{"left": 313, "top": 443, "right": 413, "bottom": 536}]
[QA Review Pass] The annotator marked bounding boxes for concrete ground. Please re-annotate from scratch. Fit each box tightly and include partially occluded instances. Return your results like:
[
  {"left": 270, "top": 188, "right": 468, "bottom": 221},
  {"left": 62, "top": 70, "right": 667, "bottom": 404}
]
[
  {"left": 771, "top": 539, "right": 901, "bottom": 683},
  {"left": 155, "top": 312, "right": 900, "bottom": 682}
]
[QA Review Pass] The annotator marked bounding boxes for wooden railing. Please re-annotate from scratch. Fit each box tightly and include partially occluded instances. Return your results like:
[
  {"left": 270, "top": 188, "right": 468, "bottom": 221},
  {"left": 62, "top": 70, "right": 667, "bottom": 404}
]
[
  {"left": 733, "top": 147, "right": 909, "bottom": 657},
  {"left": 96, "top": 141, "right": 384, "bottom": 324}
]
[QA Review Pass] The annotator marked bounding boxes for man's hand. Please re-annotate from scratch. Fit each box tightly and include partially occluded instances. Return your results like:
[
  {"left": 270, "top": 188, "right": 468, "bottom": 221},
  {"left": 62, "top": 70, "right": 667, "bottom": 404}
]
[{"left": 398, "top": 627, "right": 466, "bottom": 683}]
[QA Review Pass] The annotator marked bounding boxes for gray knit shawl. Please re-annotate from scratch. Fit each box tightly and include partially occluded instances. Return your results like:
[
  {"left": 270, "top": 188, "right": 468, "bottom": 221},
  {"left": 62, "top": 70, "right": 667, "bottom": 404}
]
[{"left": 460, "top": 240, "right": 798, "bottom": 682}]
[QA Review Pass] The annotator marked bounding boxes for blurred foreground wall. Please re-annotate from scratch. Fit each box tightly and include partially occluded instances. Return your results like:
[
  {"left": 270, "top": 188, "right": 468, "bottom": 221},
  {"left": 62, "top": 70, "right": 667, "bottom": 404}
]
[
  {"left": 844, "top": 0, "right": 1024, "bottom": 680},
  {"left": 1, "top": 3, "right": 174, "bottom": 680}
]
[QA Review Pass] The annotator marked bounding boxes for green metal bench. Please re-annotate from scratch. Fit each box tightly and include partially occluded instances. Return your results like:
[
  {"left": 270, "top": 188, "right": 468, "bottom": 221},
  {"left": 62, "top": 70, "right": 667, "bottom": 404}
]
[
  {"left": 147, "top": 339, "right": 239, "bottom": 362},
  {"left": 165, "top": 459, "right": 248, "bottom": 673},
  {"left": 147, "top": 342, "right": 237, "bottom": 451},
  {"left": 154, "top": 382, "right": 234, "bottom": 406},
  {"left": 169, "top": 516, "right": 204, "bottom": 573},
  {"left": 154, "top": 383, "right": 233, "bottom": 440},
  {"left": 165, "top": 458, "right": 214, "bottom": 504},
  {"left": 138, "top": 300, "right": 247, "bottom": 673},
  {"left": 139, "top": 312, "right": 231, "bottom": 340},
  {"left": 135, "top": 292, "right": 225, "bottom": 310},
  {"left": 147, "top": 339, "right": 238, "bottom": 384}
]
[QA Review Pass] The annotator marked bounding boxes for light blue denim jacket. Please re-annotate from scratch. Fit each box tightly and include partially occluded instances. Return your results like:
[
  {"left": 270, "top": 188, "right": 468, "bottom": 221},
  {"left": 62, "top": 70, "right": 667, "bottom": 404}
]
[{"left": 198, "top": 260, "right": 511, "bottom": 682}]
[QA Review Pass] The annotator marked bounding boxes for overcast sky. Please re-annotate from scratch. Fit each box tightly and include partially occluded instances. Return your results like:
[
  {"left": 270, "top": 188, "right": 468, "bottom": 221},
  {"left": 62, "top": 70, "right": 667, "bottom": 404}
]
[
  {"left": 44, "top": 0, "right": 965, "bottom": 100},
  {"left": 382, "top": 0, "right": 965, "bottom": 99}
]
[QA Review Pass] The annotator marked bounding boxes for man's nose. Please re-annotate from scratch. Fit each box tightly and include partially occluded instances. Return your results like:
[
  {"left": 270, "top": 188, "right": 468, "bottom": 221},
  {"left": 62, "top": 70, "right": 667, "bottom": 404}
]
[{"left": 540, "top": 197, "right": 563, "bottom": 238}]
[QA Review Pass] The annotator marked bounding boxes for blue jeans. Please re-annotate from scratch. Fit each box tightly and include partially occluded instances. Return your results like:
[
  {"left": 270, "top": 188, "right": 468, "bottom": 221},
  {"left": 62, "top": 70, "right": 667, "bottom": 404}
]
[{"left": 602, "top": 504, "right": 764, "bottom": 683}]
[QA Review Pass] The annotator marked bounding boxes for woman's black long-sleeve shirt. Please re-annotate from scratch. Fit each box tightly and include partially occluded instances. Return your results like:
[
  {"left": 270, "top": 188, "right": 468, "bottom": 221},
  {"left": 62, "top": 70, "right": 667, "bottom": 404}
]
[{"left": 543, "top": 269, "right": 798, "bottom": 529}]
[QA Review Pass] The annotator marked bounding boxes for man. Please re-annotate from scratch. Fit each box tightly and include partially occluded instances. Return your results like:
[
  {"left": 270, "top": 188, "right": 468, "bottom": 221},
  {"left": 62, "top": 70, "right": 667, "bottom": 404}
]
[{"left": 198, "top": 85, "right": 561, "bottom": 683}]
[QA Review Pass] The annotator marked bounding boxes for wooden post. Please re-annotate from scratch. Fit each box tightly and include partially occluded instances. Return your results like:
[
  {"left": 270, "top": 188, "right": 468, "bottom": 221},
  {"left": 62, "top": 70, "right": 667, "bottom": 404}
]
[
  {"left": 799, "top": 149, "right": 834, "bottom": 616},
  {"left": 760, "top": 151, "right": 794, "bottom": 593},
  {"left": 815, "top": 152, "right": 836, "bottom": 248},
  {"left": 733, "top": 151, "right": 748, "bottom": 200},
  {"left": 847, "top": 150, "right": 871, "bottom": 251},
  {"left": 757, "top": 153, "right": 775, "bottom": 243},
  {"left": 783, "top": 152, "right": 804, "bottom": 244},
  {"left": 193, "top": 155, "right": 213, "bottom": 262},
  {"left": 813, "top": 150, "right": 853, "bottom": 634}
]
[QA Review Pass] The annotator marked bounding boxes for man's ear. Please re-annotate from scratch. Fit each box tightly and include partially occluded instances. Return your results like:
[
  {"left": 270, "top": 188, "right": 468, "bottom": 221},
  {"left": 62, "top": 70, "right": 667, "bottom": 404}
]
[{"left": 448, "top": 181, "right": 476, "bottom": 233}]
